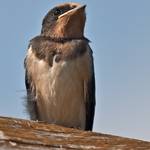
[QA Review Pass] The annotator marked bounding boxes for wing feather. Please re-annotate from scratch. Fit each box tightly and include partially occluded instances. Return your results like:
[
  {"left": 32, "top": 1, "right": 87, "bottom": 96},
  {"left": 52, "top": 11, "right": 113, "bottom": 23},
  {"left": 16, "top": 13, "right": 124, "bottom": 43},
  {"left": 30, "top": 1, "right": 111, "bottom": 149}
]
[
  {"left": 24, "top": 49, "right": 39, "bottom": 120},
  {"left": 85, "top": 48, "right": 96, "bottom": 131}
]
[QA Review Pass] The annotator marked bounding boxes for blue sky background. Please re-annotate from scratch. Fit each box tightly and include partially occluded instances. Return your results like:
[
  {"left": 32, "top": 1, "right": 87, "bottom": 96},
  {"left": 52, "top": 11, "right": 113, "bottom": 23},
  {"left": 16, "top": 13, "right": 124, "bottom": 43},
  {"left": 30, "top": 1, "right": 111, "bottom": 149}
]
[{"left": 0, "top": 0, "right": 150, "bottom": 141}]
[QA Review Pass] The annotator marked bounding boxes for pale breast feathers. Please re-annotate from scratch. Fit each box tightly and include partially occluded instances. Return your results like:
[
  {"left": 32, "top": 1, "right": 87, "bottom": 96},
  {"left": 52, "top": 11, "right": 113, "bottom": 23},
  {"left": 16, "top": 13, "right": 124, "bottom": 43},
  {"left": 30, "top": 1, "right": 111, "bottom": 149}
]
[{"left": 24, "top": 37, "right": 95, "bottom": 130}]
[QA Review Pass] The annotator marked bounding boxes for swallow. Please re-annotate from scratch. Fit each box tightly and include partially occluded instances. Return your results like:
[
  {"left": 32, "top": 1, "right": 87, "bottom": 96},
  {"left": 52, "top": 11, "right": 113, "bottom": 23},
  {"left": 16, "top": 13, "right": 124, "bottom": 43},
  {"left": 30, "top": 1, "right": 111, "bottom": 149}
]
[{"left": 24, "top": 2, "right": 95, "bottom": 131}]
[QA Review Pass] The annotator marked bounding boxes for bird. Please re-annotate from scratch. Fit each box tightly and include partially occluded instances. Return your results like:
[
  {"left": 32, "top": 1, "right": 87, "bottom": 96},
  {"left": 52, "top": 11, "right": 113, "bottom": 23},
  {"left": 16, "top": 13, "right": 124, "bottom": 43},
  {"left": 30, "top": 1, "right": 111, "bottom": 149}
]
[{"left": 24, "top": 2, "right": 95, "bottom": 131}]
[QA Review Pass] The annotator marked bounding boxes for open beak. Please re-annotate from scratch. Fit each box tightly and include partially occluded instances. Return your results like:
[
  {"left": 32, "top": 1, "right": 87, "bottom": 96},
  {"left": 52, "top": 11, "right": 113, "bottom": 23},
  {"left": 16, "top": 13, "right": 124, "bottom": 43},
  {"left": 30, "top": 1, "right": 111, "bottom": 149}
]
[{"left": 58, "top": 5, "right": 86, "bottom": 19}]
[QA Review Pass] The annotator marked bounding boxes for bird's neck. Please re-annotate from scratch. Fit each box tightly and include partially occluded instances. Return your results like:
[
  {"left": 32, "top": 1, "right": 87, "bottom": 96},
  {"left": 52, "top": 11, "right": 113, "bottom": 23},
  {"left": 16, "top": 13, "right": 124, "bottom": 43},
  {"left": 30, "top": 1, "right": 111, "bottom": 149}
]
[
  {"left": 39, "top": 34, "right": 89, "bottom": 43},
  {"left": 41, "top": 22, "right": 85, "bottom": 40},
  {"left": 41, "top": 31, "right": 84, "bottom": 40}
]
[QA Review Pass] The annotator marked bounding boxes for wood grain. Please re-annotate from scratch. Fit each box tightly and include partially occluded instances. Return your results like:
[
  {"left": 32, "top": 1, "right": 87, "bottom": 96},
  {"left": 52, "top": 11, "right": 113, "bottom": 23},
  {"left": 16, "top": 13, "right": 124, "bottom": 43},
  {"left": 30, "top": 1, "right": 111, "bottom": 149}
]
[{"left": 0, "top": 116, "right": 149, "bottom": 149}]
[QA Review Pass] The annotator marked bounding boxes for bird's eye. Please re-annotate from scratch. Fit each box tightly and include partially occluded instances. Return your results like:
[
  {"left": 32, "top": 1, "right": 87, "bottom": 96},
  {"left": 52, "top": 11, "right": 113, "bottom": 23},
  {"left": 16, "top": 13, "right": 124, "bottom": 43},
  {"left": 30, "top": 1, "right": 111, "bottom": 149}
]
[{"left": 53, "top": 8, "right": 61, "bottom": 16}]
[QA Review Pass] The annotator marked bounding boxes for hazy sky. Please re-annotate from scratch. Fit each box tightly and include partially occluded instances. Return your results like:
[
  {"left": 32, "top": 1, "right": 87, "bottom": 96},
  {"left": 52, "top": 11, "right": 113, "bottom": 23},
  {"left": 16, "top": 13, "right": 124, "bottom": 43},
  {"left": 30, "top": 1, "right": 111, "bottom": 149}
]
[{"left": 0, "top": 0, "right": 150, "bottom": 141}]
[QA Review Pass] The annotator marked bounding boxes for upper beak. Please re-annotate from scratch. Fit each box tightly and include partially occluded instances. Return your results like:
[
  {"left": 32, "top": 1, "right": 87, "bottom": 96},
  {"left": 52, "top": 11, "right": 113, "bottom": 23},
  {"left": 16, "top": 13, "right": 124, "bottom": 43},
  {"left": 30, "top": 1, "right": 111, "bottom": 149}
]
[{"left": 58, "top": 5, "right": 86, "bottom": 19}]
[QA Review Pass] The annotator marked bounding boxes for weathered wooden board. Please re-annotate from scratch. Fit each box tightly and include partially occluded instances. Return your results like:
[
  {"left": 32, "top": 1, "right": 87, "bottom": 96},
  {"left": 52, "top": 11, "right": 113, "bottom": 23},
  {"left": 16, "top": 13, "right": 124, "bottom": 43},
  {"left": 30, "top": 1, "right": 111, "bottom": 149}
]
[{"left": 0, "top": 116, "right": 149, "bottom": 149}]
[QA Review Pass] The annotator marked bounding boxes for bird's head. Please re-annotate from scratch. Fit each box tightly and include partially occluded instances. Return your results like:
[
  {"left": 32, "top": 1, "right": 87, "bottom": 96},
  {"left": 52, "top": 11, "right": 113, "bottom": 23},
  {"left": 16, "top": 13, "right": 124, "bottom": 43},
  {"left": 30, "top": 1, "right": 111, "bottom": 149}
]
[{"left": 41, "top": 3, "right": 86, "bottom": 39}]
